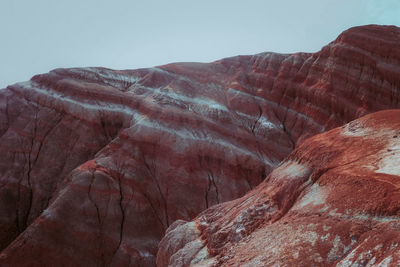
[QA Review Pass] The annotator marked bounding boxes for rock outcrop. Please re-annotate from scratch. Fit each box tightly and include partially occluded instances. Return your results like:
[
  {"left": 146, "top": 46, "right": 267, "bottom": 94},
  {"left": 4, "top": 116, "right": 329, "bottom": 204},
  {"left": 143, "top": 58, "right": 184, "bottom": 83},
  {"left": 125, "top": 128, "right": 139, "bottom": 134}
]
[
  {"left": 0, "top": 24, "right": 399, "bottom": 266},
  {"left": 158, "top": 109, "right": 400, "bottom": 266}
]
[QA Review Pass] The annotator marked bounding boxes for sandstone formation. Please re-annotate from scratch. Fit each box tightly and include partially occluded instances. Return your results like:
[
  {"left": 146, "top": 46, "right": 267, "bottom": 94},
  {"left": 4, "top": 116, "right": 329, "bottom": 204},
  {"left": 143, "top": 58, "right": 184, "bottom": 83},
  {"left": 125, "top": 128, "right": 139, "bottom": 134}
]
[
  {"left": 158, "top": 109, "right": 400, "bottom": 266},
  {"left": 0, "top": 24, "right": 399, "bottom": 266}
]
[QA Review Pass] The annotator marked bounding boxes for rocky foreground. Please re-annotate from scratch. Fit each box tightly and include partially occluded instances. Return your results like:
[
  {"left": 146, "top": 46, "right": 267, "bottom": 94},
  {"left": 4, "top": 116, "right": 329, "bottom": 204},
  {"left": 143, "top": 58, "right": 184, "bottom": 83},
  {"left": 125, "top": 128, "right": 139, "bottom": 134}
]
[
  {"left": 0, "top": 25, "right": 399, "bottom": 266},
  {"left": 158, "top": 110, "right": 400, "bottom": 266}
]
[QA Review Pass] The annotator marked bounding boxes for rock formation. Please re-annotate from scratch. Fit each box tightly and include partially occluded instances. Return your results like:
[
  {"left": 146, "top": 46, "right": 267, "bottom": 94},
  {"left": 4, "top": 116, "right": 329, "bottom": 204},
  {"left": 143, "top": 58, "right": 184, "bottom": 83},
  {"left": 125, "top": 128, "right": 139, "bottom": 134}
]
[
  {"left": 158, "top": 109, "right": 400, "bottom": 266},
  {"left": 0, "top": 24, "right": 399, "bottom": 266}
]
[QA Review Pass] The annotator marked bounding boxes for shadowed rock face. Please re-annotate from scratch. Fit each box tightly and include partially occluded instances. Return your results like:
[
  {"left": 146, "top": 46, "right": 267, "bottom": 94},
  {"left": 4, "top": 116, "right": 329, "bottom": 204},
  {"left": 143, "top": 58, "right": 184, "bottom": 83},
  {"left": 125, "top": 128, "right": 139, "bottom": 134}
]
[
  {"left": 158, "top": 110, "right": 400, "bottom": 266},
  {"left": 0, "top": 24, "right": 399, "bottom": 266}
]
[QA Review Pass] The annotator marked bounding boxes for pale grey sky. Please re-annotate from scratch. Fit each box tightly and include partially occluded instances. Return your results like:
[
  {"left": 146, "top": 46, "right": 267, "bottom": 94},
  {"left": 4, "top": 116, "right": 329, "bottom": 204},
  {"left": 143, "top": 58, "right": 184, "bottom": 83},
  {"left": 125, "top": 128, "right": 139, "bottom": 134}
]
[{"left": 0, "top": 0, "right": 399, "bottom": 88}]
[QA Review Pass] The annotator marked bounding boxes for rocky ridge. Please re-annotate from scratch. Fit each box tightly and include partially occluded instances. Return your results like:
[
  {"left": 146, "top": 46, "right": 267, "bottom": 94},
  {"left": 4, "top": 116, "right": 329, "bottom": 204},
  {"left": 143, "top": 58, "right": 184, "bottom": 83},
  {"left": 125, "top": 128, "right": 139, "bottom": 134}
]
[
  {"left": 158, "top": 109, "right": 400, "bottom": 266},
  {"left": 0, "top": 25, "right": 399, "bottom": 266}
]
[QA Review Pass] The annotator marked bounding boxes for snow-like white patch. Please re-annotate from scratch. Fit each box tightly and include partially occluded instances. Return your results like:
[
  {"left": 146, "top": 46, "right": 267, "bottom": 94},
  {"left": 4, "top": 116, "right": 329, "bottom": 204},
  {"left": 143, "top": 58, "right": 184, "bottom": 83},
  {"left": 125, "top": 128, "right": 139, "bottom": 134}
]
[
  {"left": 276, "top": 160, "right": 311, "bottom": 180},
  {"left": 342, "top": 120, "right": 400, "bottom": 176},
  {"left": 238, "top": 222, "right": 330, "bottom": 266},
  {"left": 302, "top": 231, "right": 319, "bottom": 246},
  {"left": 190, "top": 245, "right": 212, "bottom": 265},
  {"left": 341, "top": 121, "right": 371, "bottom": 137},
  {"left": 166, "top": 221, "right": 216, "bottom": 267},
  {"left": 340, "top": 120, "right": 395, "bottom": 139},
  {"left": 258, "top": 116, "right": 276, "bottom": 129},
  {"left": 375, "top": 140, "right": 400, "bottom": 176},
  {"left": 295, "top": 183, "right": 327, "bottom": 209}
]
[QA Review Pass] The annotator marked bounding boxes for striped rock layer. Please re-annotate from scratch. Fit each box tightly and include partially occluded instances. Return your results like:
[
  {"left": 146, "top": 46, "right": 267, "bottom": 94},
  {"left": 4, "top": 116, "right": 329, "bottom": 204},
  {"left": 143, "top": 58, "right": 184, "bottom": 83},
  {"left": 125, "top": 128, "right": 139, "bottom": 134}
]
[
  {"left": 0, "top": 25, "right": 399, "bottom": 266},
  {"left": 158, "top": 110, "right": 400, "bottom": 266}
]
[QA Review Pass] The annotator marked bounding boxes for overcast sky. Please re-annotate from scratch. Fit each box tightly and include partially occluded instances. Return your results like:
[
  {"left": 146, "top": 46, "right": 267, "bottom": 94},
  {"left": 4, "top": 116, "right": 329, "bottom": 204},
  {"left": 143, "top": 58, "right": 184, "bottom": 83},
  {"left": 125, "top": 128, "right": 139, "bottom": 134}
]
[{"left": 0, "top": 0, "right": 399, "bottom": 88}]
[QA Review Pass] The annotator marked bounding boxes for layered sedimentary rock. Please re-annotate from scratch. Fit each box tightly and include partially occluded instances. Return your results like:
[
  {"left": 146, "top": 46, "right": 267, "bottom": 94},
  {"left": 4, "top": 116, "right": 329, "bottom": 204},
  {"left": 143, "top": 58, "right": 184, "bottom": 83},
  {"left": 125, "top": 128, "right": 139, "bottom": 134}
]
[
  {"left": 158, "top": 109, "right": 400, "bottom": 266},
  {"left": 0, "top": 24, "right": 399, "bottom": 266}
]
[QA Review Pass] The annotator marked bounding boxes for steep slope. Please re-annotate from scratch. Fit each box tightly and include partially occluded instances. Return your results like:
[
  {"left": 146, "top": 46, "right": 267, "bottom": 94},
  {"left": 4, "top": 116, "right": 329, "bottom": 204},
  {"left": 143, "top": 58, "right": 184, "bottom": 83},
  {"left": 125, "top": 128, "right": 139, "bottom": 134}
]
[
  {"left": 158, "top": 109, "right": 400, "bottom": 266},
  {"left": 0, "top": 24, "right": 399, "bottom": 266}
]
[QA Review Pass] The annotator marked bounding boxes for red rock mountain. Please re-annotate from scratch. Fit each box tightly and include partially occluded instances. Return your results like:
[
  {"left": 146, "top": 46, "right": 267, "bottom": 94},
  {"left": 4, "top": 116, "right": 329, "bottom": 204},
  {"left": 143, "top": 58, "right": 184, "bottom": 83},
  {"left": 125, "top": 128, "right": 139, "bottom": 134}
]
[
  {"left": 158, "top": 109, "right": 400, "bottom": 266},
  {"left": 0, "top": 25, "right": 399, "bottom": 266}
]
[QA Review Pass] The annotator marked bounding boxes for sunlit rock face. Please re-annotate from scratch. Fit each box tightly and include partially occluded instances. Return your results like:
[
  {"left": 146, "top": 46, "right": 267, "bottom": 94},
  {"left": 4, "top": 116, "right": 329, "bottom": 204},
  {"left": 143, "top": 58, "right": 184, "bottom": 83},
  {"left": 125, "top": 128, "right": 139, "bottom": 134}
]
[
  {"left": 0, "top": 24, "right": 399, "bottom": 266},
  {"left": 158, "top": 110, "right": 400, "bottom": 266}
]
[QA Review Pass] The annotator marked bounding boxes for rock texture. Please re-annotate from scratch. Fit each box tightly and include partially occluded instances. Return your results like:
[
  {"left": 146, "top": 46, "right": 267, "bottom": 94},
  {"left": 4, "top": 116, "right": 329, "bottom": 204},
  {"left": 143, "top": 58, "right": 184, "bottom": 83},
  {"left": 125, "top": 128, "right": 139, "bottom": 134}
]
[
  {"left": 0, "top": 24, "right": 399, "bottom": 266},
  {"left": 158, "top": 109, "right": 400, "bottom": 266}
]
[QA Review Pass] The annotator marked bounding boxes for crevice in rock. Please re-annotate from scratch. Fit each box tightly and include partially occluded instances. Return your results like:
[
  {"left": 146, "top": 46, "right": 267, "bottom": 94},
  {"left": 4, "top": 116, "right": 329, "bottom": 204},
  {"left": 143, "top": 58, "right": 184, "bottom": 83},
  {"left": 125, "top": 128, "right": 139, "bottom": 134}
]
[
  {"left": 115, "top": 169, "right": 126, "bottom": 260},
  {"left": 142, "top": 191, "right": 165, "bottom": 227},
  {"left": 281, "top": 108, "right": 296, "bottom": 150},
  {"left": 23, "top": 111, "right": 65, "bottom": 229},
  {"left": 142, "top": 149, "right": 170, "bottom": 228},
  {"left": 199, "top": 155, "right": 221, "bottom": 207},
  {"left": 208, "top": 173, "right": 220, "bottom": 204},
  {"left": 88, "top": 170, "right": 102, "bottom": 228},
  {"left": 250, "top": 105, "right": 263, "bottom": 134},
  {"left": 22, "top": 109, "right": 39, "bottom": 230},
  {"left": 87, "top": 169, "right": 106, "bottom": 267}
]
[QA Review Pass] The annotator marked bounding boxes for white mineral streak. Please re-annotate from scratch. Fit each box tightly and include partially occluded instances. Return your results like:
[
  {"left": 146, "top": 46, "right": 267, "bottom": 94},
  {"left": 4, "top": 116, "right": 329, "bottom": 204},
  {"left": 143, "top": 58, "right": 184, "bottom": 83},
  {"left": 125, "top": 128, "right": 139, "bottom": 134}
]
[
  {"left": 69, "top": 67, "right": 141, "bottom": 87},
  {"left": 277, "top": 160, "right": 311, "bottom": 179},
  {"left": 375, "top": 138, "right": 400, "bottom": 176},
  {"left": 342, "top": 121, "right": 400, "bottom": 176},
  {"left": 17, "top": 81, "right": 274, "bottom": 167},
  {"left": 132, "top": 118, "right": 274, "bottom": 167},
  {"left": 17, "top": 81, "right": 136, "bottom": 120},
  {"left": 295, "top": 183, "right": 327, "bottom": 209},
  {"left": 137, "top": 84, "right": 229, "bottom": 112}
]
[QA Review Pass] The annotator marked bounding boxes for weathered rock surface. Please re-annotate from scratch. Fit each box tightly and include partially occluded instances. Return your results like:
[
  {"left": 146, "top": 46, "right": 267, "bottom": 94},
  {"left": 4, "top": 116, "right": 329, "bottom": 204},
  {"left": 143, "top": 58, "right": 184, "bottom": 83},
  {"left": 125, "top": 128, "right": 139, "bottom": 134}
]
[
  {"left": 158, "top": 109, "right": 400, "bottom": 266},
  {"left": 0, "top": 24, "right": 399, "bottom": 266}
]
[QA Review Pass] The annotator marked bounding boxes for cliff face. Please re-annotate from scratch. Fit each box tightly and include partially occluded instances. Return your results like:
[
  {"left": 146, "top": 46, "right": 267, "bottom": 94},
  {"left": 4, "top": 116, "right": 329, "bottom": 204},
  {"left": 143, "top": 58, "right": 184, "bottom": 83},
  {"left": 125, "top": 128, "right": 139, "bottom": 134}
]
[
  {"left": 0, "top": 25, "right": 399, "bottom": 266},
  {"left": 158, "top": 109, "right": 400, "bottom": 266}
]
